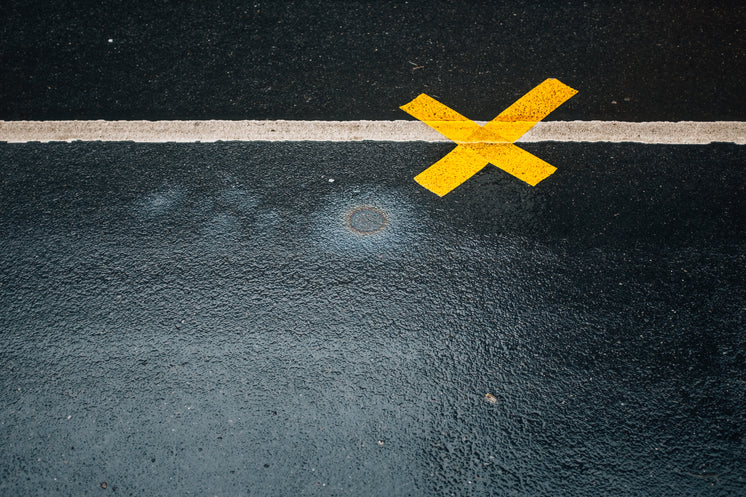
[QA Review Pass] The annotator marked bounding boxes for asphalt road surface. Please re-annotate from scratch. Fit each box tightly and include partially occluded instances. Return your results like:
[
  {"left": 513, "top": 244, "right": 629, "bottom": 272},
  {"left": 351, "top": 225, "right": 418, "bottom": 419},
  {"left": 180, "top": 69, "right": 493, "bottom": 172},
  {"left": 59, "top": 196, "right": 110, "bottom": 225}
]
[
  {"left": 1, "top": 1, "right": 744, "bottom": 121},
  {"left": 1, "top": 2, "right": 745, "bottom": 496}
]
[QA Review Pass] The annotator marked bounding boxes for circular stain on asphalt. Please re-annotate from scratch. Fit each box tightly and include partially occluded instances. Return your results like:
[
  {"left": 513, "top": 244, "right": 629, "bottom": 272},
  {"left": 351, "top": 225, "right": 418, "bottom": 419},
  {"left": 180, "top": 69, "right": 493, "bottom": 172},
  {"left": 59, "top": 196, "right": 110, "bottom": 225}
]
[{"left": 347, "top": 207, "right": 387, "bottom": 234}]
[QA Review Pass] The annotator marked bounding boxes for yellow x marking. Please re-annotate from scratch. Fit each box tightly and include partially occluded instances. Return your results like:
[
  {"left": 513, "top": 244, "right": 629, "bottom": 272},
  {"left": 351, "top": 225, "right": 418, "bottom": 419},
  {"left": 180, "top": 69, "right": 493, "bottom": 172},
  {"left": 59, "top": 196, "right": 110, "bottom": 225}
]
[{"left": 400, "top": 78, "right": 578, "bottom": 196}]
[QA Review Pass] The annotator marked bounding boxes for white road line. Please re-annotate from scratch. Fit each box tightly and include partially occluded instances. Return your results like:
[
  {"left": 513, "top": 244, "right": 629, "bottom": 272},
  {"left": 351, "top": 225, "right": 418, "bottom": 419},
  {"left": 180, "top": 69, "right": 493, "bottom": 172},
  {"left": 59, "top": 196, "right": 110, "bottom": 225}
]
[{"left": 1, "top": 120, "right": 744, "bottom": 144}]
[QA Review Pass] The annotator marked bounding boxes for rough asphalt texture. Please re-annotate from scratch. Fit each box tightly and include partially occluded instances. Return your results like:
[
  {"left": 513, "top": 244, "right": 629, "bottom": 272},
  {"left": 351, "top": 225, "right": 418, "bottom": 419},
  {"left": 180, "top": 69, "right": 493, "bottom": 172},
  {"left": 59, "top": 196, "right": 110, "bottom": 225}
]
[
  {"left": 1, "top": 143, "right": 744, "bottom": 495},
  {"left": 1, "top": 1, "right": 745, "bottom": 496}
]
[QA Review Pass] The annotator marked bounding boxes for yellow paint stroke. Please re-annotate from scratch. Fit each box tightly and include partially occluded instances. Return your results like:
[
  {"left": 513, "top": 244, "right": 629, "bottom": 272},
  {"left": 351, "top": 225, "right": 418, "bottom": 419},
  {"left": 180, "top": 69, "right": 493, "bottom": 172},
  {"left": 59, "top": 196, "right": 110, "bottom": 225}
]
[{"left": 401, "top": 78, "right": 577, "bottom": 196}]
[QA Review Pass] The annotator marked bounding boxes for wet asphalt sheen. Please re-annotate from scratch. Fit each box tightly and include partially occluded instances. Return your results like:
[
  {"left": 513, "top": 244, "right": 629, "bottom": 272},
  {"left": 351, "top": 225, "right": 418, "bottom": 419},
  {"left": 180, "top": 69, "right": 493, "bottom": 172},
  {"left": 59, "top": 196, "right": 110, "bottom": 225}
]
[{"left": 0, "top": 142, "right": 744, "bottom": 496}]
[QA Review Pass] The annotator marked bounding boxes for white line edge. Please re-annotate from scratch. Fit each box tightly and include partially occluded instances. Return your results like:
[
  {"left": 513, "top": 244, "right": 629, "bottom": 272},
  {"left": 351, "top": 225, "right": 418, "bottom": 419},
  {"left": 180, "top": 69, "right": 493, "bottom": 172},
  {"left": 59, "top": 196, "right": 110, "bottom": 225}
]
[{"left": 1, "top": 120, "right": 744, "bottom": 144}]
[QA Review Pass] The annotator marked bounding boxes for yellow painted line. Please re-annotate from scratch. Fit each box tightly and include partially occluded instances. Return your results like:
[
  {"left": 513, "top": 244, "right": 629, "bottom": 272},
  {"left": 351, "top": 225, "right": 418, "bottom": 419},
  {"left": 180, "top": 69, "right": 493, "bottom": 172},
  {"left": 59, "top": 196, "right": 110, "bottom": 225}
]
[{"left": 400, "top": 78, "right": 577, "bottom": 196}]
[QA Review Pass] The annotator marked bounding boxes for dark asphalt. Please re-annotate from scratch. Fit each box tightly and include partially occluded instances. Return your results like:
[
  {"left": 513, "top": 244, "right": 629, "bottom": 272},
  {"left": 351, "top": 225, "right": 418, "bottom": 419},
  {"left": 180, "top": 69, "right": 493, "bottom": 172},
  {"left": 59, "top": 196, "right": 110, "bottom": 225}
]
[
  {"left": 2, "top": 1, "right": 746, "bottom": 496},
  {"left": 1, "top": 142, "right": 744, "bottom": 495},
  {"left": 1, "top": 0, "right": 744, "bottom": 121}
]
